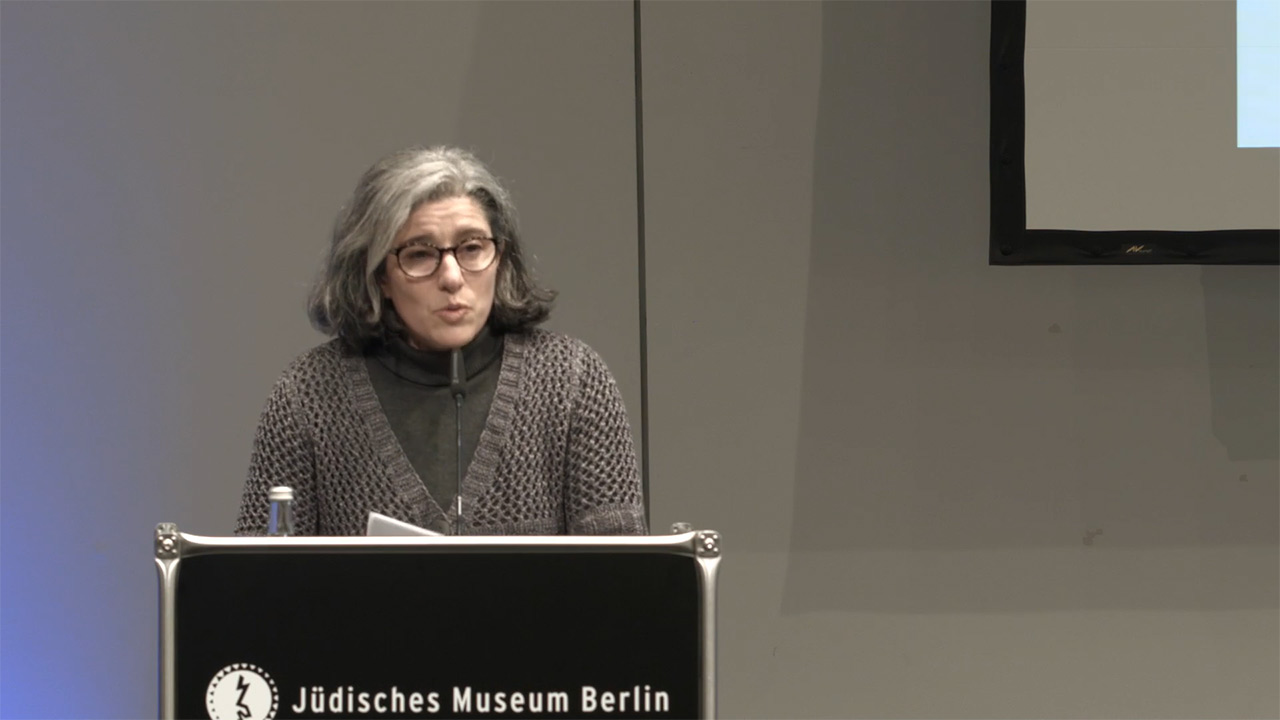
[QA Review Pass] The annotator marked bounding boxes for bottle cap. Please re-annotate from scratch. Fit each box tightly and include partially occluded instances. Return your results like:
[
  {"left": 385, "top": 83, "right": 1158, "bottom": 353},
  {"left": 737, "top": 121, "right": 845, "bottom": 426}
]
[{"left": 268, "top": 486, "right": 294, "bottom": 503}]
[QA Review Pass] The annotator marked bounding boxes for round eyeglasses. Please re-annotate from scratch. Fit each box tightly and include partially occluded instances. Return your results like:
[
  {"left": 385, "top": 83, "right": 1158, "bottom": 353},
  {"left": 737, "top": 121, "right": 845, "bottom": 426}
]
[{"left": 391, "top": 236, "right": 501, "bottom": 278}]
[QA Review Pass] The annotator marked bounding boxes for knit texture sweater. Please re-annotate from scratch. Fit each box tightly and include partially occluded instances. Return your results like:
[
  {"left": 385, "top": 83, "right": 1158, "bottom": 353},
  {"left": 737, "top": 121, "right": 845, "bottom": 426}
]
[{"left": 234, "top": 329, "right": 647, "bottom": 536}]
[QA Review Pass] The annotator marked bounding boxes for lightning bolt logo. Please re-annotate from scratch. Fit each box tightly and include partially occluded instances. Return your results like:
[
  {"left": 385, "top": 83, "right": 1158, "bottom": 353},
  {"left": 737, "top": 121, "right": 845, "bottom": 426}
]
[
  {"left": 207, "top": 663, "right": 277, "bottom": 720},
  {"left": 235, "top": 674, "right": 252, "bottom": 720}
]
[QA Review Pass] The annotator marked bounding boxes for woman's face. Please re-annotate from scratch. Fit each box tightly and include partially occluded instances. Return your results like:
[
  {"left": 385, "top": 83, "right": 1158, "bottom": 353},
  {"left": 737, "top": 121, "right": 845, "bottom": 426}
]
[{"left": 379, "top": 195, "right": 499, "bottom": 351}]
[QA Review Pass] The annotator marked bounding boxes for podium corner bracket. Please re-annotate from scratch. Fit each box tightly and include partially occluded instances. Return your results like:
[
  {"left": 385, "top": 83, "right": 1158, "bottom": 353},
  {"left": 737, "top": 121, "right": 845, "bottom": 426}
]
[
  {"left": 695, "top": 531, "right": 720, "bottom": 558},
  {"left": 156, "top": 523, "right": 180, "bottom": 560}
]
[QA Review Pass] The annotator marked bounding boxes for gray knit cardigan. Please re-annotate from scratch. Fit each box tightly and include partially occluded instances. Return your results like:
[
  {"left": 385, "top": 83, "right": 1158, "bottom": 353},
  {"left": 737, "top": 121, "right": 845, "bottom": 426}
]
[{"left": 234, "top": 329, "right": 647, "bottom": 536}]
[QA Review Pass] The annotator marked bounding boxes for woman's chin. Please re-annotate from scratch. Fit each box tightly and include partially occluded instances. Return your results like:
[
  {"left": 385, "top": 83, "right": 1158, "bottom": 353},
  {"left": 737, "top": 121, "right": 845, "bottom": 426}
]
[{"left": 409, "top": 325, "right": 477, "bottom": 352}]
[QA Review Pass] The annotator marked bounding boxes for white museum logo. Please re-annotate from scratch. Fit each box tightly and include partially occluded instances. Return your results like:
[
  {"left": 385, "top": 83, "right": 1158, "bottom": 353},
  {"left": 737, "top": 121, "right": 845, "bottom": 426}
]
[{"left": 206, "top": 663, "right": 279, "bottom": 720}]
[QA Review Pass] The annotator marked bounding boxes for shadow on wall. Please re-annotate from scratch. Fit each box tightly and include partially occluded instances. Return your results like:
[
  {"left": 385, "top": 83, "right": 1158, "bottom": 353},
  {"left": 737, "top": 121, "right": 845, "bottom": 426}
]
[
  {"left": 1203, "top": 266, "right": 1279, "bottom": 462},
  {"left": 780, "top": 1, "right": 1278, "bottom": 615}
]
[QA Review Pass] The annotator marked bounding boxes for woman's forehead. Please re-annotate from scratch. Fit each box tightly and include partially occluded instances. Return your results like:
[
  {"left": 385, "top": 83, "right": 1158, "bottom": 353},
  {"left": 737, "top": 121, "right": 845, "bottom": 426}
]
[{"left": 397, "top": 196, "right": 491, "bottom": 240}]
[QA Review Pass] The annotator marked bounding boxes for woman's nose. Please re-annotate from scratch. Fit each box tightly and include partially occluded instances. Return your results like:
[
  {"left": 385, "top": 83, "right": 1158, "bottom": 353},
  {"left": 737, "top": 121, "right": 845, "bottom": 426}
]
[{"left": 436, "top": 253, "right": 465, "bottom": 290}]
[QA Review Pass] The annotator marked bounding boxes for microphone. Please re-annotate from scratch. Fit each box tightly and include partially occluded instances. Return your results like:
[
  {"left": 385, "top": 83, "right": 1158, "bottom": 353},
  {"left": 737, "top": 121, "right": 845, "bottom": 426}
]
[
  {"left": 449, "top": 348, "right": 466, "bottom": 535},
  {"left": 449, "top": 348, "right": 467, "bottom": 400}
]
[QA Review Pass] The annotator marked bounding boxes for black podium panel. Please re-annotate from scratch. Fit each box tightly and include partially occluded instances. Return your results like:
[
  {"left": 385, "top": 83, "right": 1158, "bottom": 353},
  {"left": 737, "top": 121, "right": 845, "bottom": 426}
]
[{"left": 168, "top": 548, "right": 705, "bottom": 719}]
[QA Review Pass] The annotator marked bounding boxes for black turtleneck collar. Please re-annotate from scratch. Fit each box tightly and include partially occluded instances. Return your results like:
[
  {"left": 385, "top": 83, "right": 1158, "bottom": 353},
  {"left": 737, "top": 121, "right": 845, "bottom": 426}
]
[{"left": 369, "top": 325, "right": 504, "bottom": 387}]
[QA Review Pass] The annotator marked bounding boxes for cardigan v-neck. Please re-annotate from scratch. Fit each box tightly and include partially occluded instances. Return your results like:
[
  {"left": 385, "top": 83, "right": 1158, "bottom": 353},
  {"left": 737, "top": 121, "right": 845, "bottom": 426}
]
[{"left": 350, "top": 331, "right": 525, "bottom": 534}]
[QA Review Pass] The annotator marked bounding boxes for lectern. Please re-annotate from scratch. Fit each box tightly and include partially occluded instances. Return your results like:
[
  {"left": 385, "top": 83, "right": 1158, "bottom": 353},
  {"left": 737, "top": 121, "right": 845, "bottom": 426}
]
[{"left": 155, "top": 525, "right": 720, "bottom": 720}]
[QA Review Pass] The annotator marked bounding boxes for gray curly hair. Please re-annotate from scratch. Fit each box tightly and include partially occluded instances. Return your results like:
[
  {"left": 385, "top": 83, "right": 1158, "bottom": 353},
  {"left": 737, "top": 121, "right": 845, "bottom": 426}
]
[{"left": 307, "top": 146, "right": 555, "bottom": 350}]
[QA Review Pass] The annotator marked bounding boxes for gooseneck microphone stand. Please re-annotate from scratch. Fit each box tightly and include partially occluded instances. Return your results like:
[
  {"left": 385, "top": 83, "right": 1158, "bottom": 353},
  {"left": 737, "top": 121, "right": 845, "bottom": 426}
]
[{"left": 449, "top": 348, "right": 467, "bottom": 536}]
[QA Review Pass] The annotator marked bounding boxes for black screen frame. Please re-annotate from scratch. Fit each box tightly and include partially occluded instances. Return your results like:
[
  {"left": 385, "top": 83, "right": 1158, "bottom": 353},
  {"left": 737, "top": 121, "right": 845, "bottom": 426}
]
[{"left": 989, "top": 0, "right": 1278, "bottom": 266}]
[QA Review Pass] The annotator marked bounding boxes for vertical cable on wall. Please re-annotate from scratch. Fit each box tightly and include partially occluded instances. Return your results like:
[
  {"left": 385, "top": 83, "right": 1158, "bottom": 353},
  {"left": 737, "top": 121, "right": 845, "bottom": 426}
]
[{"left": 633, "top": 0, "right": 650, "bottom": 523}]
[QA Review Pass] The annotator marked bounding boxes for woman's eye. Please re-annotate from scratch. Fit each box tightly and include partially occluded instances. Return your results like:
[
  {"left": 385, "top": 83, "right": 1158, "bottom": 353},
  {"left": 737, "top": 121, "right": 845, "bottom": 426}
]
[{"left": 403, "top": 247, "right": 437, "bottom": 261}]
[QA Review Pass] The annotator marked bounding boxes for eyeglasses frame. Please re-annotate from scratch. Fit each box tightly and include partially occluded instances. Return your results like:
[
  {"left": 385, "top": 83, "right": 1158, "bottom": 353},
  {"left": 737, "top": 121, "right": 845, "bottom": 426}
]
[{"left": 390, "top": 236, "right": 504, "bottom": 279}]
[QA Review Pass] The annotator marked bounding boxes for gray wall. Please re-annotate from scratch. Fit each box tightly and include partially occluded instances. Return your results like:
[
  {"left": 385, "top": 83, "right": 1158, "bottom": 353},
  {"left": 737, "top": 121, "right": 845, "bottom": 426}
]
[
  {"left": 644, "top": 3, "right": 1277, "bottom": 718},
  {"left": 1, "top": 2, "right": 1275, "bottom": 718}
]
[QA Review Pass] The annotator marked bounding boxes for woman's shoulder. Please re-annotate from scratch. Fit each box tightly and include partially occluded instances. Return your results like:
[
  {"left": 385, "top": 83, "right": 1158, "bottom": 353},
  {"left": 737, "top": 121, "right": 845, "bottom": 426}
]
[
  {"left": 509, "top": 328, "right": 603, "bottom": 368},
  {"left": 272, "top": 338, "right": 353, "bottom": 388}
]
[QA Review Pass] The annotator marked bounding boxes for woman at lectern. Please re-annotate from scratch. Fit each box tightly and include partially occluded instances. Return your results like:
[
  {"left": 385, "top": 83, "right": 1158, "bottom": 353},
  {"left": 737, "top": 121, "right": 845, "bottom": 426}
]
[{"left": 234, "top": 146, "right": 646, "bottom": 537}]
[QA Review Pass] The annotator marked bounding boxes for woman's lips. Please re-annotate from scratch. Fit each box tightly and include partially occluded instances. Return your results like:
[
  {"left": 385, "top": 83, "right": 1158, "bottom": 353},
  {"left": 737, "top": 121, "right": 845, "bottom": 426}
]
[{"left": 436, "top": 305, "right": 469, "bottom": 322}]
